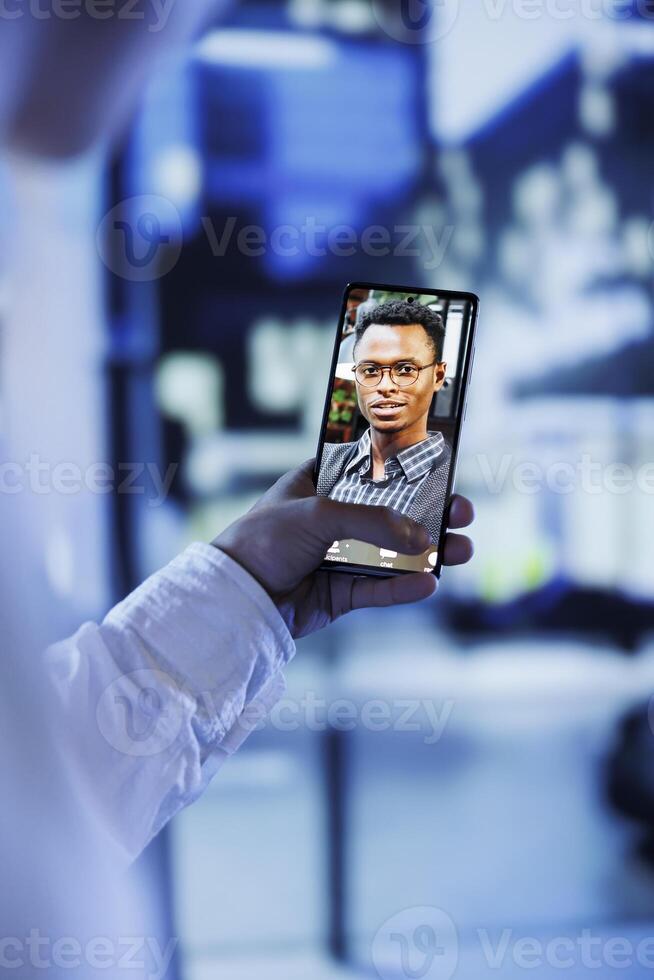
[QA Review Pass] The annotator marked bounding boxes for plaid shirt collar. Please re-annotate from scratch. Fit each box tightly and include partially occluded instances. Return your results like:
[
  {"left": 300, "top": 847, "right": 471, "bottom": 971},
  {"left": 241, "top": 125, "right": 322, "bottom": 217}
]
[{"left": 345, "top": 428, "right": 445, "bottom": 483}]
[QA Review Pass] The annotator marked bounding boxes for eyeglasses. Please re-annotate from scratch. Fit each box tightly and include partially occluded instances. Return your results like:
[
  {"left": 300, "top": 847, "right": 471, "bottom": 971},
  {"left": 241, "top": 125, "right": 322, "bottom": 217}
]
[{"left": 354, "top": 360, "right": 437, "bottom": 388}]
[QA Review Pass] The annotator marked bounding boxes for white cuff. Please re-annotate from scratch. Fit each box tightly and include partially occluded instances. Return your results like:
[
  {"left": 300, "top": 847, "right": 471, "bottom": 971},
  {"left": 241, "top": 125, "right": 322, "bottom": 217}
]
[{"left": 102, "top": 542, "right": 295, "bottom": 746}]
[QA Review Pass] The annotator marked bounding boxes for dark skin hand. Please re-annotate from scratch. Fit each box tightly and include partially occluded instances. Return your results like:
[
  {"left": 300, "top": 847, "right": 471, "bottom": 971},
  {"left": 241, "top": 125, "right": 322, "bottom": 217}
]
[{"left": 214, "top": 459, "right": 474, "bottom": 639}]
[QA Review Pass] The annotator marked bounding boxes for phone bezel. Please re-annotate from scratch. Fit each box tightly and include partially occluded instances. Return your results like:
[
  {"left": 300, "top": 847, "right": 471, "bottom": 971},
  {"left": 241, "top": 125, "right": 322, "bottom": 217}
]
[{"left": 313, "top": 280, "right": 479, "bottom": 579}]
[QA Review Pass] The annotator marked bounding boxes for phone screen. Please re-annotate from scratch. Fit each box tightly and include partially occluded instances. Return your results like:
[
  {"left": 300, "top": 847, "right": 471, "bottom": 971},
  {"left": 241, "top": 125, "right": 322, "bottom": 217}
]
[{"left": 315, "top": 283, "right": 477, "bottom": 576}]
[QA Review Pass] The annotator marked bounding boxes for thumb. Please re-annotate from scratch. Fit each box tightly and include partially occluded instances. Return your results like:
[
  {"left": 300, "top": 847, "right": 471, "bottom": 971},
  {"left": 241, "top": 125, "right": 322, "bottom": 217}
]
[
  {"left": 304, "top": 497, "right": 431, "bottom": 555},
  {"left": 251, "top": 458, "right": 316, "bottom": 510}
]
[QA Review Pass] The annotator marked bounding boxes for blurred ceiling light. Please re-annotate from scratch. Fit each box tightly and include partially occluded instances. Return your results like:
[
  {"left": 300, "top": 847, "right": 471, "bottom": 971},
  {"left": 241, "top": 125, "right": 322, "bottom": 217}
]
[
  {"left": 327, "top": 0, "right": 374, "bottom": 33},
  {"left": 152, "top": 145, "right": 202, "bottom": 210},
  {"left": 514, "top": 164, "right": 561, "bottom": 228},
  {"left": 288, "top": 0, "right": 324, "bottom": 29},
  {"left": 290, "top": 0, "right": 373, "bottom": 32},
  {"left": 195, "top": 30, "right": 336, "bottom": 70},
  {"left": 560, "top": 142, "right": 598, "bottom": 189},
  {"left": 156, "top": 353, "right": 222, "bottom": 437},
  {"left": 579, "top": 83, "right": 615, "bottom": 138},
  {"left": 248, "top": 319, "right": 329, "bottom": 415},
  {"left": 567, "top": 185, "right": 618, "bottom": 238},
  {"left": 580, "top": 29, "right": 625, "bottom": 80},
  {"left": 248, "top": 319, "right": 297, "bottom": 413},
  {"left": 186, "top": 439, "right": 229, "bottom": 495}
]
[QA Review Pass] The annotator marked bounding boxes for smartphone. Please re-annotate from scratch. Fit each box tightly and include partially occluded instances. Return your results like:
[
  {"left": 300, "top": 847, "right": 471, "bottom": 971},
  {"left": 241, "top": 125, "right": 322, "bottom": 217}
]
[{"left": 314, "top": 281, "right": 478, "bottom": 578}]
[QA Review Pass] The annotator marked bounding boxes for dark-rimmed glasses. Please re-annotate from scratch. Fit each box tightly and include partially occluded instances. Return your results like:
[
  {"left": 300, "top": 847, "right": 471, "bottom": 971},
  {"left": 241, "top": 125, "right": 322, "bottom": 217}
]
[{"left": 354, "top": 360, "right": 437, "bottom": 387}]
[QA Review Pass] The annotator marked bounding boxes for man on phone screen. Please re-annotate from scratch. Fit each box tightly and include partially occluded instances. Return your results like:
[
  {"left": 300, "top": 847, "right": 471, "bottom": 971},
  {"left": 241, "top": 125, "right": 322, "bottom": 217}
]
[{"left": 318, "top": 300, "right": 451, "bottom": 545}]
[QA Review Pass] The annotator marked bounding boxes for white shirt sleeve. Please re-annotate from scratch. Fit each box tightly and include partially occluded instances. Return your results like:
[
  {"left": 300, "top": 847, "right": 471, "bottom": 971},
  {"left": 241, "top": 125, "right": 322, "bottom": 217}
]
[{"left": 45, "top": 543, "right": 296, "bottom": 866}]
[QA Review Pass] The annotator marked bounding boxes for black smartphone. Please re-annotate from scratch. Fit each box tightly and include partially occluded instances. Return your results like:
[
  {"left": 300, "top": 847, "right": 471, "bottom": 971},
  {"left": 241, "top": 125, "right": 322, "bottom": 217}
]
[{"left": 314, "top": 281, "right": 478, "bottom": 578}]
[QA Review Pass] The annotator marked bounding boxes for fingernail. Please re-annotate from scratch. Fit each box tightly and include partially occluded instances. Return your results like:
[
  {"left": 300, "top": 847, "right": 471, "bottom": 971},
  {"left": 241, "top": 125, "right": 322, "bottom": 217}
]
[{"left": 411, "top": 524, "right": 430, "bottom": 550}]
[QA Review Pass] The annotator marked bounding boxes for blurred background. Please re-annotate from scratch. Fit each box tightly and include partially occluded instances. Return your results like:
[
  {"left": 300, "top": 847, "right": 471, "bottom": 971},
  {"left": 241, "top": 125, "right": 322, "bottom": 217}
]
[{"left": 4, "top": 0, "right": 654, "bottom": 976}]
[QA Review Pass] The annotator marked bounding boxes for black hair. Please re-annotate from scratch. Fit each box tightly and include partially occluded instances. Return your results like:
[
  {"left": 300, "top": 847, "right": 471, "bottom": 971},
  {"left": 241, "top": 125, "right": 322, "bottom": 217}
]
[{"left": 355, "top": 299, "right": 445, "bottom": 360}]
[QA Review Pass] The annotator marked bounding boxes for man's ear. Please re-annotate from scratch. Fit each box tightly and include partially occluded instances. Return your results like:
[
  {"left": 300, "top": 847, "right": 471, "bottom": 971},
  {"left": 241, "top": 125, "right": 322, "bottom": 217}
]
[{"left": 433, "top": 361, "right": 447, "bottom": 391}]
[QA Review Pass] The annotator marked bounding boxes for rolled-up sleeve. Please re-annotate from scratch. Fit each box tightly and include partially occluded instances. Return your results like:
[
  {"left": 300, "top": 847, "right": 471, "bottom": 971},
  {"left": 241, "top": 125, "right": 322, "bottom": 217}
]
[{"left": 45, "top": 543, "right": 295, "bottom": 865}]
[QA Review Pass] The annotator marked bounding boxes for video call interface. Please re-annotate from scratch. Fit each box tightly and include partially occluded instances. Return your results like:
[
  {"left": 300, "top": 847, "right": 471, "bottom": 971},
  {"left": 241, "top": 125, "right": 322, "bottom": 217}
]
[{"left": 317, "top": 286, "right": 474, "bottom": 574}]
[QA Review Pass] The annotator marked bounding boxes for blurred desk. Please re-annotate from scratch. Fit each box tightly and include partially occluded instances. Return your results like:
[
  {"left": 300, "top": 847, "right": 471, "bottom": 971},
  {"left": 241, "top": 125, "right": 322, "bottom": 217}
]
[{"left": 170, "top": 628, "right": 654, "bottom": 978}]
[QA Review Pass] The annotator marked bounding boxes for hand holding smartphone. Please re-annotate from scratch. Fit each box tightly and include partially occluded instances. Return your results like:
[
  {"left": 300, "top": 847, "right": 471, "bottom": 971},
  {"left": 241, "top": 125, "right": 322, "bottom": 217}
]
[{"left": 314, "top": 282, "right": 478, "bottom": 578}]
